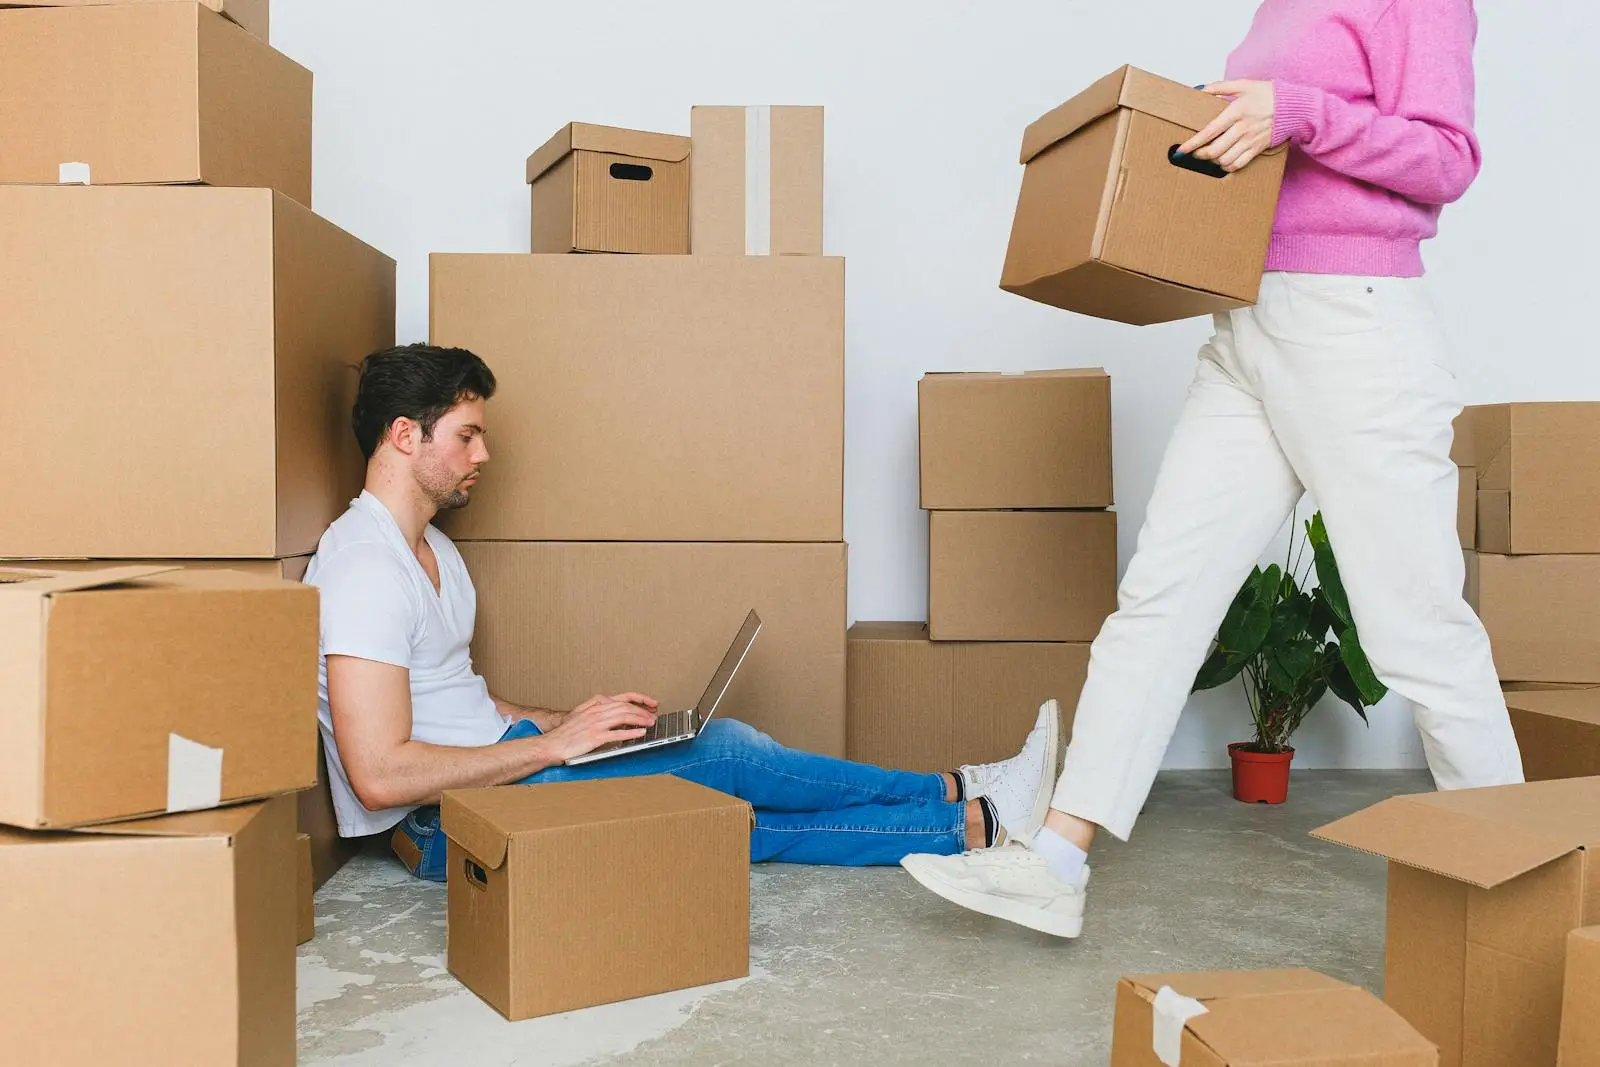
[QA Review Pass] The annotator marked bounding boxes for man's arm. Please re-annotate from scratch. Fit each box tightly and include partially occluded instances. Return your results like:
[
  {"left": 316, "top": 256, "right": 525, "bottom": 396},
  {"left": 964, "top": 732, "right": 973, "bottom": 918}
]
[{"left": 491, "top": 691, "right": 661, "bottom": 733}]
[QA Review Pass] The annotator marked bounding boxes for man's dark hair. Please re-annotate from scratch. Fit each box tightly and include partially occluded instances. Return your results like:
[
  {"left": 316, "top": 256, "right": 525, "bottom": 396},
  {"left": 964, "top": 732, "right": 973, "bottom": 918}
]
[{"left": 351, "top": 343, "right": 497, "bottom": 460}]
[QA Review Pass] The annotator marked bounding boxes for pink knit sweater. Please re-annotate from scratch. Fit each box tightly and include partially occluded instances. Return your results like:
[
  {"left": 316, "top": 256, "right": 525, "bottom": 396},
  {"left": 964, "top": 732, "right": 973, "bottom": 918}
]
[{"left": 1224, "top": 0, "right": 1481, "bottom": 276}]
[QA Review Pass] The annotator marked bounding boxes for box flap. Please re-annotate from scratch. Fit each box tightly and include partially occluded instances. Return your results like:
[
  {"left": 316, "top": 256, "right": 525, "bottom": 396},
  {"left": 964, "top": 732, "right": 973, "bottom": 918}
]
[
  {"left": 0, "top": 565, "right": 181, "bottom": 596},
  {"left": 64, "top": 801, "right": 266, "bottom": 841},
  {"left": 1505, "top": 687, "right": 1600, "bottom": 727},
  {"left": 921, "top": 367, "right": 1110, "bottom": 382},
  {"left": 1020, "top": 66, "right": 1229, "bottom": 164},
  {"left": 526, "top": 121, "right": 691, "bottom": 183},
  {"left": 440, "top": 789, "right": 513, "bottom": 870},
  {"left": 1124, "top": 968, "right": 1346, "bottom": 1002},
  {"left": 1192, "top": 986, "right": 1435, "bottom": 1065}
]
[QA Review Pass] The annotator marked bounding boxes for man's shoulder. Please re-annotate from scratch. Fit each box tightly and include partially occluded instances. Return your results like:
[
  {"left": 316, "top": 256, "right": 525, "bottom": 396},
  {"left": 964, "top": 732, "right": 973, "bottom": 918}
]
[{"left": 307, "top": 507, "right": 409, "bottom": 588}]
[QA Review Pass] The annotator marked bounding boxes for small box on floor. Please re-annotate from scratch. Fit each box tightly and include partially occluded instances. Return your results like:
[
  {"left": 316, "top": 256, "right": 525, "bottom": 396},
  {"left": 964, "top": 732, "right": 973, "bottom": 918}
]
[
  {"left": 0, "top": 566, "right": 318, "bottom": 829},
  {"left": 918, "top": 369, "right": 1113, "bottom": 510},
  {"left": 928, "top": 510, "right": 1117, "bottom": 642},
  {"left": 526, "top": 122, "right": 690, "bottom": 254},
  {"left": 0, "top": 2, "right": 307, "bottom": 200},
  {"left": 1313, "top": 777, "right": 1600, "bottom": 1067},
  {"left": 846, "top": 623, "right": 1088, "bottom": 772},
  {"left": 690, "top": 105, "right": 823, "bottom": 255},
  {"left": 0, "top": 796, "right": 297, "bottom": 1066},
  {"left": 1001, "top": 66, "right": 1286, "bottom": 325},
  {"left": 1464, "top": 403, "right": 1600, "bottom": 555},
  {"left": 1466, "top": 552, "right": 1600, "bottom": 683},
  {"left": 1110, "top": 968, "right": 1435, "bottom": 1066},
  {"left": 296, "top": 832, "right": 314, "bottom": 946},
  {"left": 1559, "top": 927, "right": 1600, "bottom": 1067},
  {"left": 1505, "top": 688, "right": 1600, "bottom": 782},
  {"left": 443, "top": 777, "right": 751, "bottom": 1021},
  {"left": 2, "top": 0, "right": 268, "bottom": 39}
]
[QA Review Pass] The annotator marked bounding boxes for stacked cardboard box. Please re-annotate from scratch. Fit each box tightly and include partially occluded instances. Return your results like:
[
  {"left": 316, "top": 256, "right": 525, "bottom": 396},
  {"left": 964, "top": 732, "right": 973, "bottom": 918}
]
[{"left": 847, "top": 371, "right": 1115, "bottom": 771}]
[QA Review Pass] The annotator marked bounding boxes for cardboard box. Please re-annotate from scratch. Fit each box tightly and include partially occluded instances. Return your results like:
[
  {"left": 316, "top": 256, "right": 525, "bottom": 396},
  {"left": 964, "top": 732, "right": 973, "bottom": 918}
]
[
  {"left": 1001, "top": 66, "right": 1286, "bottom": 325},
  {"left": 0, "top": 0, "right": 268, "bottom": 39},
  {"left": 458, "top": 541, "right": 848, "bottom": 757},
  {"left": 1458, "top": 466, "right": 1476, "bottom": 549},
  {"left": 443, "top": 777, "right": 750, "bottom": 1020},
  {"left": 1505, "top": 688, "right": 1600, "bottom": 782},
  {"left": 1452, "top": 409, "right": 1477, "bottom": 467},
  {"left": 928, "top": 510, "right": 1118, "bottom": 641},
  {"left": 690, "top": 105, "right": 823, "bottom": 255},
  {"left": 1466, "top": 403, "right": 1600, "bottom": 555},
  {"left": 1111, "top": 969, "right": 1436, "bottom": 1067},
  {"left": 295, "top": 832, "right": 314, "bottom": 945},
  {"left": 919, "top": 369, "right": 1113, "bottom": 509},
  {"left": 0, "top": 566, "right": 318, "bottom": 829},
  {"left": 0, "top": 3, "right": 308, "bottom": 201},
  {"left": 430, "top": 253, "right": 844, "bottom": 542},
  {"left": 526, "top": 122, "right": 690, "bottom": 254},
  {"left": 1559, "top": 927, "right": 1600, "bottom": 1067},
  {"left": 300, "top": 735, "right": 365, "bottom": 889},
  {"left": 0, "top": 185, "right": 395, "bottom": 559},
  {"left": 1313, "top": 777, "right": 1600, "bottom": 1067},
  {"left": 0, "top": 796, "right": 296, "bottom": 1066},
  {"left": 1469, "top": 553, "right": 1600, "bottom": 683},
  {"left": 12, "top": 557, "right": 311, "bottom": 581},
  {"left": 846, "top": 622, "right": 1088, "bottom": 772}
]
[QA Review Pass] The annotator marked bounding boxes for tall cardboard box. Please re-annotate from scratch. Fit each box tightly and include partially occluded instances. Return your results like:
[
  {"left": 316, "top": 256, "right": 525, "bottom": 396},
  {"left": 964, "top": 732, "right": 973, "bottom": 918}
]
[
  {"left": 295, "top": 832, "right": 315, "bottom": 945},
  {"left": 928, "top": 510, "right": 1118, "bottom": 641},
  {"left": 0, "top": 185, "right": 395, "bottom": 559},
  {"left": 458, "top": 541, "right": 848, "bottom": 757},
  {"left": 2, "top": 0, "right": 269, "bottom": 39},
  {"left": 1463, "top": 403, "right": 1600, "bottom": 555},
  {"left": 1110, "top": 969, "right": 1436, "bottom": 1067},
  {"left": 0, "top": 796, "right": 297, "bottom": 1067},
  {"left": 1559, "top": 927, "right": 1600, "bottom": 1067},
  {"left": 443, "top": 777, "right": 750, "bottom": 1020},
  {"left": 526, "top": 122, "right": 690, "bottom": 254},
  {"left": 1313, "top": 777, "right": 1600, "bottom": 1067},
  {"left": 1469, "top": 553, "right": 1600, "bottom": 682},
  {"left": 0, "top": 3, "right": 309, "bottom": 201},
  {"left": 1001, "top": 66, "right": 1286, "bottom": 325},
  {"left": 847, "top": 622, "right": 1089, "bottom": 771},
  {"left": 430, "top": 253, "right": 844, "bottom": 542},
  {"left": 690, "top": 105, "right": 823, "bottom": 255},
  {"left": 918, "top": 369, "right": 1113, "bottom": 509},
  {"left": 0, "top": 566, "right": 318, "bottom": 829},
  {"left": 1505, "top": 688, "right": 1600, "bottom": 782}
]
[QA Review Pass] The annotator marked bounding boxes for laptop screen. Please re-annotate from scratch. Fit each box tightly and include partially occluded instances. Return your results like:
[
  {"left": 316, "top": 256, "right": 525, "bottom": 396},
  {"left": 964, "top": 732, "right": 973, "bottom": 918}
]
[{"left": 694, "top": 610, "right": 762, "bottom": 725}]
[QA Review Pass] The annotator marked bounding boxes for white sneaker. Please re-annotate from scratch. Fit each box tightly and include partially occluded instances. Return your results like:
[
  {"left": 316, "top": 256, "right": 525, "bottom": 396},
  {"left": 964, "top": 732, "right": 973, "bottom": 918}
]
[
  {"left": 959, "top": 699, "right": 1062, "bottom": 845},
  {"left": 901, "top": 845, "right": 1090, "bottom": 939}
]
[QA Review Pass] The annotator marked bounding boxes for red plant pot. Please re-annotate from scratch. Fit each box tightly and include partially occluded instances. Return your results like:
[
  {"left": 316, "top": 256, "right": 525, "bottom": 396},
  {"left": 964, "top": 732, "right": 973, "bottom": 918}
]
[{"left": 1229, "top": 743, "right": 1295, "bottom": 805}]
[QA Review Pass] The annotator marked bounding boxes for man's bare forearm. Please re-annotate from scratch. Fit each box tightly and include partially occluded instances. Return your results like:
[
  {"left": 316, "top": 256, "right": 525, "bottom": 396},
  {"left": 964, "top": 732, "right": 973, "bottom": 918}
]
[
  {"left": 358, "top": 735, "right": 561, "bottom": 810},
  {"left": 492, "top": 694, "right": 568, "bottom": 732}
]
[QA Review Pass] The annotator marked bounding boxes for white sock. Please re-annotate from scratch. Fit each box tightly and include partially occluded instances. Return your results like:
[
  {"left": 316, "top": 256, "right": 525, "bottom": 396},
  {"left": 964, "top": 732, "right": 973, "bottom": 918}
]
[{"left": 1032, "top": 827, "right": 1088, "bottom": 886}]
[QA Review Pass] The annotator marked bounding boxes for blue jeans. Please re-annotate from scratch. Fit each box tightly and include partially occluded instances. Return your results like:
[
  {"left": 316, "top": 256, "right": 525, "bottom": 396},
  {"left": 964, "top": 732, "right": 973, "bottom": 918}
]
[{"left": 392, "top": 718, "right": 966, "bottom": 881}]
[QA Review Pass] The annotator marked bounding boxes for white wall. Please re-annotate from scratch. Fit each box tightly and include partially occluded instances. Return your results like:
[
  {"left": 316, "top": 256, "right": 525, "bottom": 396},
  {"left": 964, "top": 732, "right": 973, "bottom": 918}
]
[{"left": 274, "top": 0, "right": 1600, "bottom": 769}]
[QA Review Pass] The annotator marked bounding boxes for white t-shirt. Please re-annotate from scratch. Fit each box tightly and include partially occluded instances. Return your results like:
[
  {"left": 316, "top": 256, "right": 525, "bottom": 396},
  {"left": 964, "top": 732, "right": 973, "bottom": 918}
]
[{"left": 306, "top": 491, "right": 510, "bottom": 837}]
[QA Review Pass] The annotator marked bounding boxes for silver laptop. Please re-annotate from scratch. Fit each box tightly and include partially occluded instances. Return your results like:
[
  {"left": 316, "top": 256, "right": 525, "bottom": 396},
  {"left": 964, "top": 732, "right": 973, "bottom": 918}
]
[{"left": 564, "top": 610, "right": 762, "bottom": 766}]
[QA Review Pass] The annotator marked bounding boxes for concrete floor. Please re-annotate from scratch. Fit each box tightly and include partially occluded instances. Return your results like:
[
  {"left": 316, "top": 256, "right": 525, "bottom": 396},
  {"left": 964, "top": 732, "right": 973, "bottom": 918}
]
[{"left": 296, "top": 770, "right": 1426, "bottom": 1066}]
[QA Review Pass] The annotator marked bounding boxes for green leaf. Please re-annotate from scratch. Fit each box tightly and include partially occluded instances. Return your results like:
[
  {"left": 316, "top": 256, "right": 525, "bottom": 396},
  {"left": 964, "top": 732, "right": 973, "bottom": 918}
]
[
  {"left": 1307, "top": 513, "right": 1354, "bottom": 631},
  {"left": 1308, "top": 587, "right": 1342, "bottom": 641},
  {"left": 1325, "top": 653, "right": 1368, "bottom": 723},
  {"left": 1193, "top": 646, "right": 1245, "bottom": 692},
  {"left": 1265, "top": 636, "right": 1318, "bottom": 694},
  {"left": 1338, "top": 627, "right": 1388, "bottom": 706},
  {"left": 1266, "top": 591, "right": 1314, "bottom": 648}
]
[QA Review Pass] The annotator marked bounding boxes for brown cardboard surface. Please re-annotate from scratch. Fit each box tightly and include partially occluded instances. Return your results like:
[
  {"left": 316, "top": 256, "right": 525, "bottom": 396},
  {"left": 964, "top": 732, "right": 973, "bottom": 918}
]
[
  {"left": 1313, "top": 778, "right": 1600, "bottom": 1067},
  {"left": 1473, "top": 554, "right": 1600, "bottom": 682},
  {"left": 296, "top": 832, "right": 314, "bottom": 945},
  {"left": 527, "top": 122, "right": 690, "bottom": 253},
  {"left": 430, "top": 254, "right": 844, "bottom": 542},
  {"left": 928, "top": 510, "right": 1118, "bottom": 641},
  {"left": 1559, "top": 927, "right": 1600, "bottom": 1067},
  {"left": 1469, "top": 403, "right": 1600, "bottom": 554},
  {"left": 691, "top": 105, "right": 824, "bottom": 255},
  {"left": 919, "top": 369, "right": 1113, "bottom": 509},
  {"left": 443, "top": 777, "right": 750, "bottom": 1020},
  {"left": 458, "top": 541, "right": 848, "bottom": 756},
  {"left": 13, "top": 557, "right": 312, "bottom": 580},
  {"left": 1002, "top": 66, "right": 1285, "bottom": 325},
  {"left": 1, "top": 0, "right": 268, "bottom": 38},
  {"left": 1505, "top": 688, "right": 1600, "bottom": 782},
  {"left": 1452, "top": 409, "right": 1477, "bottom": 467},
  {"left": 1110, "top": 969, "right": 1436, "bottom": 1066},
  {"left": 0, "top": 796, "right": 296, "bottom": 1066},
  {"left": 0, "top": 567, "right": 318, "bottom": 828},
  {"left": 300, "top": 735, "right": 364, "bottom": 889},
  {"left": 0, "top": 186, "right": 394, "bottom": 558},
  {"left": 846, "top": 622, "right": 1089, "bottom": 771},
  {"left": 1475, "top": 489, "right": 1509, "bottom": 554},
  {"left": 0, "top": 3, "right": 307, "bottom": 200},
  {"left": 1458, "top": 467, "right": 1477, "bottom": 549}
]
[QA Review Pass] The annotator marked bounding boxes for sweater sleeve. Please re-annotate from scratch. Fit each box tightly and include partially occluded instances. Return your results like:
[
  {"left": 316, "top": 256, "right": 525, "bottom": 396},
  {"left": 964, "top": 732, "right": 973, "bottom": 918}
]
[{"left": 1270, "top": 0, "right": 1481, "bottom": 205}]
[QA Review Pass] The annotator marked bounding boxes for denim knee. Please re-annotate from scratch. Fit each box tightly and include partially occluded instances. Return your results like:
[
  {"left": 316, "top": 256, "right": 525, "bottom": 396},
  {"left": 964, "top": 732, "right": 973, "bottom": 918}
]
[{"left": 696, "top": 717, "right": 769, "bottom": 755}]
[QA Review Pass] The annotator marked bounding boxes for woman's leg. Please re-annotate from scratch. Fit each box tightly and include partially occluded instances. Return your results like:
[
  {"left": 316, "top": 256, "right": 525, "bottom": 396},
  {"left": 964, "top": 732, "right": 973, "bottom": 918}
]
[{"left": 750, "top": 800, "right": 967, "bottom": 865}]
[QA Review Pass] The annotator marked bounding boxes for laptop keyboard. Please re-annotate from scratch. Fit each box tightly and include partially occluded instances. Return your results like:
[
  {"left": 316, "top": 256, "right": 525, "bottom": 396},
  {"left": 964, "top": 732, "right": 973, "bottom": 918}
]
[{"left": 643, "top": 709, "right": 693, "bottom": 742}]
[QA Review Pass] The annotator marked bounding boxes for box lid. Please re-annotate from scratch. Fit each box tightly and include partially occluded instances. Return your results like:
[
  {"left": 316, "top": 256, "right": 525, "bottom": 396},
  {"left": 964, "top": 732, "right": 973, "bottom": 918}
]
[
  {"left": 442, "top": 775, "right": 752, "bottom": 870},
  {"left": 1473, "top": 402, "right": 1600, "bottom": 492},
  {"left": 526, "top": 122, "right": 691, "bottom": 183},
  {"left": 1020, "top": 66, "right": 1232, "bottom": 164},
  {"left": 1311, "top": 777, "right": 1600, "bottom": 889},
  {"left": 0, "top": 565, "right": 180, "bottom": 597},
  {"left": 1506, "top": 687, "right": 1600, "bottom": 727},
  {"left": 0, "top": 799, "right": 265, "bottom": 848},
  {"left": 921, "top": 367, "right": 1109, "bottom": 383}
]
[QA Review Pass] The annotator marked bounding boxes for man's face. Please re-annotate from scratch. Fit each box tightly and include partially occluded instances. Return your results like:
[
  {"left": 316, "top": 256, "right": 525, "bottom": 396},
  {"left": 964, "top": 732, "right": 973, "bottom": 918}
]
[{"left": 413, "top": 397, "right": 489, "bottom": 510}]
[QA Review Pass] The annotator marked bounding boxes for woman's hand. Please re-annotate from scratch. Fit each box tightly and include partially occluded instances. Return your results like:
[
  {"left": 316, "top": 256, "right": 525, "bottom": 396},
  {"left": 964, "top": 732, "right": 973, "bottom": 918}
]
[{"left": 1177, "top": 80, "right": 1276, "bottom": 172}]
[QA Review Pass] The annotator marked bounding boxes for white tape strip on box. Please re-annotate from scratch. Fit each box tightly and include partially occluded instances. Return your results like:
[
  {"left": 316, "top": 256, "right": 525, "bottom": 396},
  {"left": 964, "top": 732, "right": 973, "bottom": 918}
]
[
  {"left": 743, "top": 105, "right": 772, "bottom": 255},
  {"left": 167, "top": 733, "right": 224, "bottom": 813},
  {"left": 1152, "top": 986, "right": 1209, "bottom": 1067},
  {"left": 58, "top": 162, "right": 91, "bottom": 185}
]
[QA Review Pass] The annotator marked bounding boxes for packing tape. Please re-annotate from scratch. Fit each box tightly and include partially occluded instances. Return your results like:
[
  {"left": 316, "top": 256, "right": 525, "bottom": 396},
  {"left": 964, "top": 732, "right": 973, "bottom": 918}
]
[
  {"left": 744, "top": 105, "right": 772, "bottom": 255},
  {"left": 167, "top": 733, "right": 224, "bottom": 813},
  {"left": 1152, "top": 986, "right": 1209, "bottom": 1067},
  {"left": 58, "top": 161, "right": 91, "bottom": 185}
]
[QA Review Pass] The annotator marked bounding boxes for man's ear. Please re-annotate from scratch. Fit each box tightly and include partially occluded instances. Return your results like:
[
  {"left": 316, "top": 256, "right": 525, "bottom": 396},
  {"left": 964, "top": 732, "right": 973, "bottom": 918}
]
[{"left": 386, "top": 416, "right": 420, "bottom": 456}]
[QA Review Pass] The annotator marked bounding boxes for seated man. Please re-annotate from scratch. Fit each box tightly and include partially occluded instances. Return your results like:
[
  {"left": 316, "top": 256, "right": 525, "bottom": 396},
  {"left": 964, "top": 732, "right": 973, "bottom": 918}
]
[{"left": 310, "top": 343, "right": 1062, "bottom": 881}]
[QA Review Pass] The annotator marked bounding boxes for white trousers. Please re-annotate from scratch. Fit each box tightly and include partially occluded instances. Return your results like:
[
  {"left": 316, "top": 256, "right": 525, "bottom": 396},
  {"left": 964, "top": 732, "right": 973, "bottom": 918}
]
[{"left": 1052, "top": 272, "right": 1525, "bottom": 840}]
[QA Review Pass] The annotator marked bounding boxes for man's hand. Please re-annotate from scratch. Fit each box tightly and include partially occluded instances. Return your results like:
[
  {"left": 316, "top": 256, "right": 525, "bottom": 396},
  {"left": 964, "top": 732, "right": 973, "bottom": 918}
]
[
  {"left": 1177, "top": 80, "right": 1275, "bottom": 172},
  {"left": 538, "top": 695, "right": 660, "bottom": 763}
]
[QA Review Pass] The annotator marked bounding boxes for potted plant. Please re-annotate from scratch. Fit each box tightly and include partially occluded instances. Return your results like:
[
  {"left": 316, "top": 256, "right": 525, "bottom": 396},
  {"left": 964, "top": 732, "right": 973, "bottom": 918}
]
[{"left": 1192, "top": 512, "right": 1388, "bottom": 804}]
